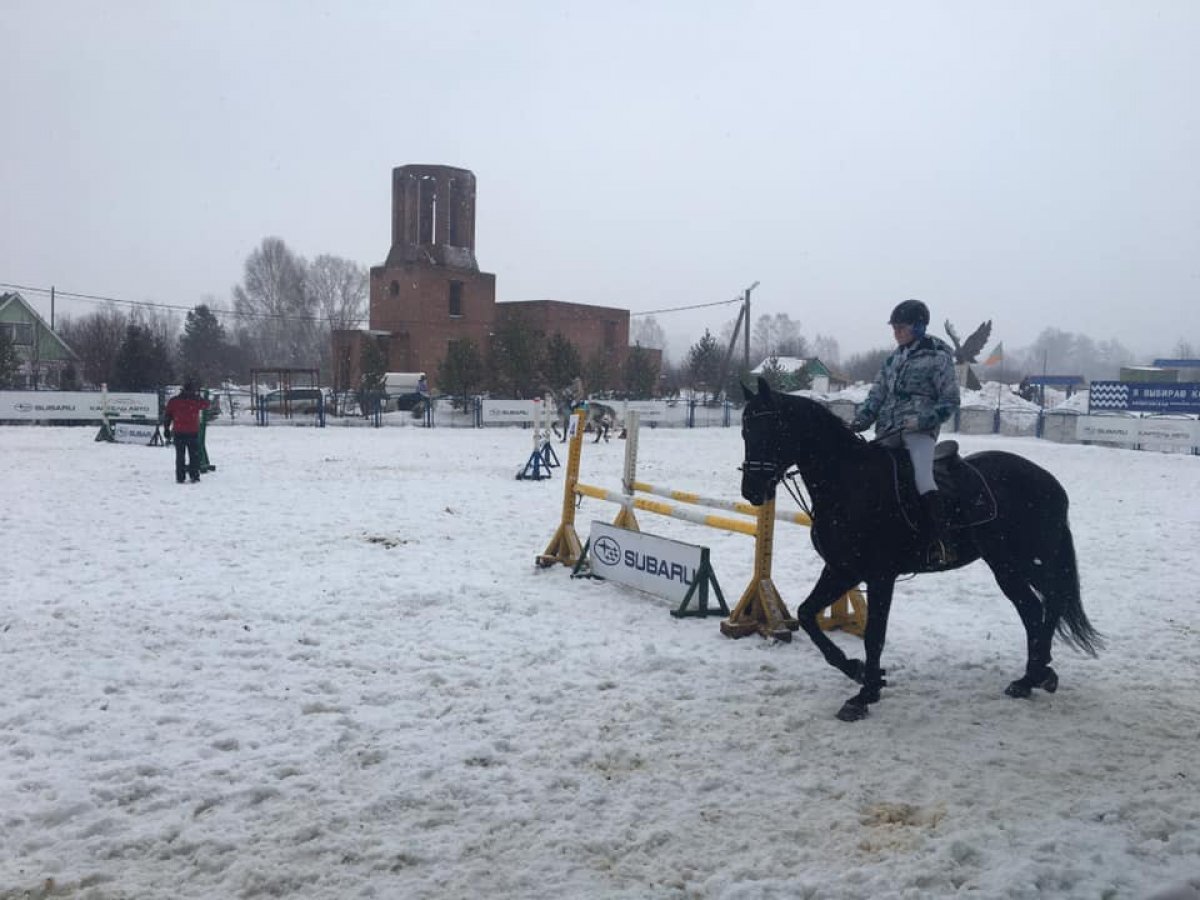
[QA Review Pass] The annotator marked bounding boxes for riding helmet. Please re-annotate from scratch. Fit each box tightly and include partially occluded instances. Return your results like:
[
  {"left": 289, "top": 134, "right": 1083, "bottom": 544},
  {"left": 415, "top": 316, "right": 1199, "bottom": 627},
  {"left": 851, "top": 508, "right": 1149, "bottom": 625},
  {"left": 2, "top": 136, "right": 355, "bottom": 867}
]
[{"left": 888, "top": 299, "right": 930, "bottom": 328}]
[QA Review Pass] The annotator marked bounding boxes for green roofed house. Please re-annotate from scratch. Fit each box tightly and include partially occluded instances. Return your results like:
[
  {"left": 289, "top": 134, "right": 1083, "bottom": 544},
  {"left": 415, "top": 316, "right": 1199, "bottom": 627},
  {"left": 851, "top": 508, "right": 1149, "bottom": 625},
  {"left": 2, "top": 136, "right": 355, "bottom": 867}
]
[
  {"left": 0, "top": 292, "right": 80, "bottom": 389},
  {"left": 749, "top": 356, "right": 848, "bottom": 394}
]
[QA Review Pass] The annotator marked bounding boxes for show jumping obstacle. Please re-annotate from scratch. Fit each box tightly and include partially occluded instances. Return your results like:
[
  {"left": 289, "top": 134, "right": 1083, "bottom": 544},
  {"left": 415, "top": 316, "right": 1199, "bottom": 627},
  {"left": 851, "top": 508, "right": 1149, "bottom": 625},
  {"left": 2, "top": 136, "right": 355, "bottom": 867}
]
[
  {"left": 516, "top": 395, "right": 560, "bottom": 480},
  {"left": 537, "top": 410, "right": 866, "bottom": 639}
]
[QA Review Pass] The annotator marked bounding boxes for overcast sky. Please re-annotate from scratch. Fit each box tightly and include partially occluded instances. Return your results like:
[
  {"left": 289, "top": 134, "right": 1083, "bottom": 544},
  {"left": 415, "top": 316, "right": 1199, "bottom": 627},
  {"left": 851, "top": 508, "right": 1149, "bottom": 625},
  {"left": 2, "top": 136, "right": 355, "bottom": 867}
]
[{"left": 2, "top": 1, "right": 1197, "bottom": 363}]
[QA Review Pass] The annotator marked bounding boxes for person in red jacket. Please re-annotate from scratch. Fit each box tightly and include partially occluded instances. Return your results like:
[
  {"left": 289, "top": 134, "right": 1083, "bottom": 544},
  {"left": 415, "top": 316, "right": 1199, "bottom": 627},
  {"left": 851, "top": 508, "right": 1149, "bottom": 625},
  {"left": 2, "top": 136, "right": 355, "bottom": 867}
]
[{"left": 163, "top": 380, "right": 211, "bottom": 483}]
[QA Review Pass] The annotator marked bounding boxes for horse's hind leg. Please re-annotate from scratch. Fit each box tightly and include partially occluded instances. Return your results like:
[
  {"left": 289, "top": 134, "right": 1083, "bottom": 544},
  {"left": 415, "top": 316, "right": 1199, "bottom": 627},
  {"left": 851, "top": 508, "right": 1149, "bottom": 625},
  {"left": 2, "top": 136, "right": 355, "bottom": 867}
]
[{"left": 987, "top": 561, "right": 1058, "bottom": 698}]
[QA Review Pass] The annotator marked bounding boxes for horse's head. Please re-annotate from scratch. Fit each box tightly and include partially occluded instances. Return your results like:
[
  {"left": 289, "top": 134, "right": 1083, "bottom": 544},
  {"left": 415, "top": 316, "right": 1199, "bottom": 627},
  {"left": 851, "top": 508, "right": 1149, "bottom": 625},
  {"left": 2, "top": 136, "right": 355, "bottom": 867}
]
[
  {"left": 740, "top": 376, "right": 791, "bottom": 505},
  {"left": 741, "top": 377, "right": 855, "bottom": 505}
]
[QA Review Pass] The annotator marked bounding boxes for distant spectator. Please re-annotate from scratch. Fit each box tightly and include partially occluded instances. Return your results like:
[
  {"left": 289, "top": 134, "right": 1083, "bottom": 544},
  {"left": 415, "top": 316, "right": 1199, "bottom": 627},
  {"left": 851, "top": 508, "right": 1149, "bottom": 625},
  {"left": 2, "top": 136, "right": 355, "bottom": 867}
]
[{"left": 163, "top": 380, "right": 211, "bottom": 484}]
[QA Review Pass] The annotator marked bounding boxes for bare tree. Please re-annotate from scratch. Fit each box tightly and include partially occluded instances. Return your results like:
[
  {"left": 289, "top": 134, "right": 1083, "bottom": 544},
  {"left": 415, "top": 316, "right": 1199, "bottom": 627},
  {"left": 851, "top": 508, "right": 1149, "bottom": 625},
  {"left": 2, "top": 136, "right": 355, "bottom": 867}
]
[
  {"left": 307, "top": 254, "right": 367, "bottom": 332},
  {"left": 58, "top": 305, "right": 128, "bottom": 387},
  {"left": 233, "top": 237, "right": 315, "bottom": 367},
  {"left": 1019, "top": 327, "right": 1133, "bottom": 381},
  {"left": 306, "top": 254, "right": 368, "bottom": 376},
  {"left": 750, "top": 313, "right": 806, "bottom": 363},
  {"left": 630, "top": 315, "right": 666, "bottom": 351},
  {"left": 843, "top": 347, "right": 892, "bottom": 383},
  {"left": 131, "top": 306, "right": 181, "bottom": 378}
]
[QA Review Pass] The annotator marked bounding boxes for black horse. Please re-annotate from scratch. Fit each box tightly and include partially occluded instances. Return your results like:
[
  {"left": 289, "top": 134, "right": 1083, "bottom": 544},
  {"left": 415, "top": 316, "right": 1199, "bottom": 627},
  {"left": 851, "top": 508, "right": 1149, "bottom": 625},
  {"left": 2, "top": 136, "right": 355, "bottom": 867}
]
[{"left": 740, "top": 377, "right": 1101, "bottom": 721}]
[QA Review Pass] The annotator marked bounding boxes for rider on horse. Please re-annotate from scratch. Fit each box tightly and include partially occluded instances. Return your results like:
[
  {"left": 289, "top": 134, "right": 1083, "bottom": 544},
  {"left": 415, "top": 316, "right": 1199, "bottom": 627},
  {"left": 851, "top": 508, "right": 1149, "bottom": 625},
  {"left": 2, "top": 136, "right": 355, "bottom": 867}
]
[{"left": 850, "top": 299, "right": 961, "bottom": 560}]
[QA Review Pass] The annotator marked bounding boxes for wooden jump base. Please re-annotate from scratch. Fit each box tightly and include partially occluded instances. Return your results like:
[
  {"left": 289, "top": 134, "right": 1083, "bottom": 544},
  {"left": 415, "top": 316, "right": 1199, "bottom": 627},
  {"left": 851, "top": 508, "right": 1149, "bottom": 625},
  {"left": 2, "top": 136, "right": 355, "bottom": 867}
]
[{"left": 537, "top": 411, "right": 866, "bottom": 640}]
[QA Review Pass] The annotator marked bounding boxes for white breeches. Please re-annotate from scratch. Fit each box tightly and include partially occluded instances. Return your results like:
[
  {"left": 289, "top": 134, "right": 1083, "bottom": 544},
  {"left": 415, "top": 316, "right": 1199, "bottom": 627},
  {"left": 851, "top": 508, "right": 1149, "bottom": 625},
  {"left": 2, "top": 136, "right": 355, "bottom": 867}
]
[{"left": 882, "top": 431, "right": 937, "bottom": 494}]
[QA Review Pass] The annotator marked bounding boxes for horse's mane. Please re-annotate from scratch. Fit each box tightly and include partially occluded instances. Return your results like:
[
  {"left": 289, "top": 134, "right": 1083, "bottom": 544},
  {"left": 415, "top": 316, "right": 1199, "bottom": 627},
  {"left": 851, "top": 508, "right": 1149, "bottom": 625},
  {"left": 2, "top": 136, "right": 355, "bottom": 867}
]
[{"left": 773, "top": 392, "right": 865, "bottom": 452}]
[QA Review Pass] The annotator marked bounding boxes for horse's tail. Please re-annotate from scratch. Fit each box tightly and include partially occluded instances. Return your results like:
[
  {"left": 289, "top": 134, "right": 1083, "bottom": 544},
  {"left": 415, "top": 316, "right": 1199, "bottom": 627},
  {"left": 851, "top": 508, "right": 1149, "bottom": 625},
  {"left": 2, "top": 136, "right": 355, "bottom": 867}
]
[{"left": 1038, "top": 522, "right": 1103, "bottom": 657}]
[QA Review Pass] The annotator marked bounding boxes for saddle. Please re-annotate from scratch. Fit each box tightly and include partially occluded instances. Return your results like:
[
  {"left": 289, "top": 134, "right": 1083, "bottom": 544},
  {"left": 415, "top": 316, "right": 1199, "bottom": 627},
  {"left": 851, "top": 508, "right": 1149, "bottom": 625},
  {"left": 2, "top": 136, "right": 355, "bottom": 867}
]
[{"left": 887, "top": 440, "right": 998, "bottom": 532}]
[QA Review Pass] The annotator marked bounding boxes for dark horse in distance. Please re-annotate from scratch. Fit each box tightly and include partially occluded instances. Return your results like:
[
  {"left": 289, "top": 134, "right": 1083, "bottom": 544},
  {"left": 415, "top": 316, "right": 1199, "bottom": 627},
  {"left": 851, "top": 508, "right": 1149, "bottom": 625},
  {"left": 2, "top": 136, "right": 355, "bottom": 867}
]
[{"left": 740, "top": 377, "right": 1101, "bottom": 721}]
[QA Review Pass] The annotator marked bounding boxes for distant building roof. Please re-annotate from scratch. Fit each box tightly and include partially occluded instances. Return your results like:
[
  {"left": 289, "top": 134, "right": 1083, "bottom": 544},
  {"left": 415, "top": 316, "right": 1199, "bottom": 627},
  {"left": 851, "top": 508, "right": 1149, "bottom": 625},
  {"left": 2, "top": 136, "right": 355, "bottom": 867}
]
[
  {"left": 750, "top": 356, "right": 840, "bottom": 380},
  {"left": 0, "top": 291, "right": 79, "bottom": 360}
]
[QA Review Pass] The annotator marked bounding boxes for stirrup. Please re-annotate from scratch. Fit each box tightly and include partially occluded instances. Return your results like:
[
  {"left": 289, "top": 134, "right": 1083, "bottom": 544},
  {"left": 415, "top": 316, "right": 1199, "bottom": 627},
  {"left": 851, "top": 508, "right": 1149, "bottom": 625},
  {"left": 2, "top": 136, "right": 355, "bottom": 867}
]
[{"left": 927, "top": 539, "right": 953, "bottom": 566}]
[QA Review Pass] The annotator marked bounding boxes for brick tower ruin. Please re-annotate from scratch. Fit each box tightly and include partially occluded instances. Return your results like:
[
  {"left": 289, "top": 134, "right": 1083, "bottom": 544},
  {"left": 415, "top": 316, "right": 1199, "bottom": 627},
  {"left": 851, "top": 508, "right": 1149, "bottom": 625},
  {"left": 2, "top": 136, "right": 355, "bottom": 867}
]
[{"left": 361, "top": 165, "right": 496, "bottom": 382}]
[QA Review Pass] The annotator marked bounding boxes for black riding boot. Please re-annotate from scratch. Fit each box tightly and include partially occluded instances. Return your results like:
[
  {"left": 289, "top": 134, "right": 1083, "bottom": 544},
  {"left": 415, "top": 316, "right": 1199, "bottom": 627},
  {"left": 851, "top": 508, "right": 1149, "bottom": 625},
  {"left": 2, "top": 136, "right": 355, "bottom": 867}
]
[{"left": 920, "top": 490, "right": 952, "bottom": 565}]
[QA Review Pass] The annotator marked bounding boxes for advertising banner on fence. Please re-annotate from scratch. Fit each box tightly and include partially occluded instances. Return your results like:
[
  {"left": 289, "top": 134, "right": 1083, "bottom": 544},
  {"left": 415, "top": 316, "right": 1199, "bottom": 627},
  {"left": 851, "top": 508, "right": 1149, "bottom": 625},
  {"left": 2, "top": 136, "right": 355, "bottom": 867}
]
[
  {"left": 112, "top": 421, "right": 159, "bottom": 444},
  {"left": 1089, "top": 382, "right": 1200, "bottom": 415},
  {"left": 620, "top": 400, "right": 672, "bottom": 424},
  {"left": 1076, "top": 416, "right": 1198, "bottom": 450},
  {"left": 0, "top": 391, "right": 158, "bottom": 421},
  {"left": 480, "top": 399, "right": 539, "bottom": 424},
  {"left": 586, "top": 521, "right": 704, "bottom": 605}
]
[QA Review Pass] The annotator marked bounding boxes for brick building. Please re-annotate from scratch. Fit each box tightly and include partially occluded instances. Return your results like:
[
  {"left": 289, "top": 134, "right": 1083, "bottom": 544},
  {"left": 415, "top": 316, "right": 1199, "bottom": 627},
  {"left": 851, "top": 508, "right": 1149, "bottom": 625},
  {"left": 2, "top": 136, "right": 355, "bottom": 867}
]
[{"left": 333, "top": 164, "right": 658, "bottom": 395}]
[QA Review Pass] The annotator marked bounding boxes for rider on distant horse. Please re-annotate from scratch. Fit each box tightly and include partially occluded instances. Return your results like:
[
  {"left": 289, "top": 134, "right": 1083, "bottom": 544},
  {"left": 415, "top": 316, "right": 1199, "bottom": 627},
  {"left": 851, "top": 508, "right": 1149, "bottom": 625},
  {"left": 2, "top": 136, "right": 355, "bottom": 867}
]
[{"left": 850, "top": 299, "right": 961, "bottom": 559}]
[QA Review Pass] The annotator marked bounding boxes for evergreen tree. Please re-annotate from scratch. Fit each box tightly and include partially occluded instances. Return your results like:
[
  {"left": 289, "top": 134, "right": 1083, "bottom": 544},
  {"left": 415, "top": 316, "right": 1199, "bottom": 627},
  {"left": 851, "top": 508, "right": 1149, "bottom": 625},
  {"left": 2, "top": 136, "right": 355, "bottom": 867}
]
[
  {"left": 759, "top": 354, "right": 790, "bottom": 392},
  {"left": 783, "top": 362, "right": 813, "bottom": 392},
  {"left": 437, "top": 339, "right": 485, "bottom": 410},
  {"left": 686, "top": 329, "right": 723, "bottom": 400},
  {"left": 621, "top": 344, "right": 658, "bottom": 398},
  {"left": 489, "top": 312, "right": 544, "bottom": 397},
  {"left": 542, "top": 332, "right": 582, "bottom": 394},
  {"left": 113, "top": 322, "right": 173, "bottom": 391},
  {"left": 355, "top": 336, "right": 388, "bottom": 415},
  {"left": 179, "top": 304, "right": 230, "bottom": 387},
  {"left": 0, "top": 327, "right": 19, "bottom": 389},
  {"left": 359, "top": 336, "right": 388, "bottom": 395},
  {"left": 584, "top": 350, "right": 616, "bottom": 396},
  {"left": 60, "top": 363, "right": 80, "bottom": 391}
]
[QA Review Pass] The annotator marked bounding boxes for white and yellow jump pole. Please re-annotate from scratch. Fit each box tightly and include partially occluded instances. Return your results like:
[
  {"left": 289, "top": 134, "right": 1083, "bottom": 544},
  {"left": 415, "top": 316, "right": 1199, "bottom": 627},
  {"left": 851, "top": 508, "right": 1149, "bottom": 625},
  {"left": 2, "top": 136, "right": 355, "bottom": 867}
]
[{"left": 537, "top": 410, "right": 866, "bottom": 639}]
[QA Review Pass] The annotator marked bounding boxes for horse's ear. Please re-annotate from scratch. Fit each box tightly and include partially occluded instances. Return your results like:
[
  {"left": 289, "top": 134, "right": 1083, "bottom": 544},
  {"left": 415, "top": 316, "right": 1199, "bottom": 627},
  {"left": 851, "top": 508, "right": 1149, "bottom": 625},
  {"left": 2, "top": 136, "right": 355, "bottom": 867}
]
[
  {"left": 756, "top": 376, "right": 773, "bottom": 404},
  {"left": 742, "top": 381, "right": 755, "bottom": 402}
]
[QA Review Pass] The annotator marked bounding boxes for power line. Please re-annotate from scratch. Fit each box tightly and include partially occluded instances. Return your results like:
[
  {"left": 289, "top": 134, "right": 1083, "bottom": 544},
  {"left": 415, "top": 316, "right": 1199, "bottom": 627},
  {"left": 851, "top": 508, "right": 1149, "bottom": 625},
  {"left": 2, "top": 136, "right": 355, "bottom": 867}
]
[
  {"left": 0, "top": 281, "right": 366, "bottom": 326},
  {"left": 6, "top": 278, "right": 748, "bottom": 329},
  {"left": 630, "top": 295, "right": 745, "bottom": 317}
]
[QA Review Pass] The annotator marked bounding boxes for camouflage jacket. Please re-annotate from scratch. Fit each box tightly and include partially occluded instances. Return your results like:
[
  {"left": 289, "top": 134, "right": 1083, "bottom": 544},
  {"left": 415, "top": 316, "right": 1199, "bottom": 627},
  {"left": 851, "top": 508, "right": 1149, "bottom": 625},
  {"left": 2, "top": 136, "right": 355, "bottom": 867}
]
[{"left": 853, "top": 336, "right": 960, "bottom": 435}]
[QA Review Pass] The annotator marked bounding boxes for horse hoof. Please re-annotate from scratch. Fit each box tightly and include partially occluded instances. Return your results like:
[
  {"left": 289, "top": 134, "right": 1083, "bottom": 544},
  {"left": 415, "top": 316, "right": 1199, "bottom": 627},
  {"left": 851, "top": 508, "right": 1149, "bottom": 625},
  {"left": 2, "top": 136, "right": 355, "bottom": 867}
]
[
  {"left": 836, "top": 699, "right": 869, "bottom": 722},
  {"left": 1005, "top": 680, "right": 1032, "bottom": 698},
  {"left": 1006, "top": 667, "right": 1058, "bottom": 698},
  {"left": 1040, "top": 668, "right": 1059, "bottom": 693}
]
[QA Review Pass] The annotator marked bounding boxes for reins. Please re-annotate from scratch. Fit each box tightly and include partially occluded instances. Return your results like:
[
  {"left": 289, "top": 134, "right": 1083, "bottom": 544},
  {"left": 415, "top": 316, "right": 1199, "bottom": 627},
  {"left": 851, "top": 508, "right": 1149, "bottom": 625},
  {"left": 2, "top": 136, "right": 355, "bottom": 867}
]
[
  {"left": 742, "top": 400, "right": 875, "bottom": 525},
  {"left": 741, "top": 407, "right": 816, "bottom": 519}
]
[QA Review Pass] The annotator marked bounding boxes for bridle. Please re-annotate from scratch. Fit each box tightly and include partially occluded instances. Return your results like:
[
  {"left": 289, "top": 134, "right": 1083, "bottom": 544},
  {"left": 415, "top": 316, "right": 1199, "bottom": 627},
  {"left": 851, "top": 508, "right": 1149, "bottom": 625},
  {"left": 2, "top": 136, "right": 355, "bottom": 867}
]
[
  {"left": 740, "top": 408, "right": 787, "bottom": 481},
  {"left": 740, "top": 407, "right": 814, "bottom": 519}
]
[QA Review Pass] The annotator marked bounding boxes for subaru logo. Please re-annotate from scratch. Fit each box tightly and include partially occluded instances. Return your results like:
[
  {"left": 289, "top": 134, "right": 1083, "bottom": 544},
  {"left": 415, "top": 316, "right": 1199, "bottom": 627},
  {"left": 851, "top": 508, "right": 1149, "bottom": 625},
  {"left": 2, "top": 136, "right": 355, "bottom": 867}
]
[
  {"left": 594, "top": 534, "right": 622, "bottom": 566},
  {"left": 15, "top": 403, "right": 33, "bottom": 413}
]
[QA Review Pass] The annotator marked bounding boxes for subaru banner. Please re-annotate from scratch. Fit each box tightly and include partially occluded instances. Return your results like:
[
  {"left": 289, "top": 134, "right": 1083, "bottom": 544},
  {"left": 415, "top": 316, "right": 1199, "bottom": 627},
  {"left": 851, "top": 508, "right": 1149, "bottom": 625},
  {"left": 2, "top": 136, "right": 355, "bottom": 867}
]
[
  {"left": 586, "top": 521, "right": 705, "bottom": 606},
  {"left": 0, "top": 391, "right": 158, "bottom": 421},
  {"left": 1076, "top": 416, "right": 1198, "bottom": 450},
  {"left": 480, "top": 399, "right": 539, "bottom": 423}
]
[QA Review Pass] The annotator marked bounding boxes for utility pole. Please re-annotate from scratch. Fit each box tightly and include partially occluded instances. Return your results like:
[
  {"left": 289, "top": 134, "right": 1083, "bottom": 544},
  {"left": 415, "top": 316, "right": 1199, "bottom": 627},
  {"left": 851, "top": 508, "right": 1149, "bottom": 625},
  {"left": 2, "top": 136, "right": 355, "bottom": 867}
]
[{"left": 743, "top": 281, "right": 759, "bottom": 373}]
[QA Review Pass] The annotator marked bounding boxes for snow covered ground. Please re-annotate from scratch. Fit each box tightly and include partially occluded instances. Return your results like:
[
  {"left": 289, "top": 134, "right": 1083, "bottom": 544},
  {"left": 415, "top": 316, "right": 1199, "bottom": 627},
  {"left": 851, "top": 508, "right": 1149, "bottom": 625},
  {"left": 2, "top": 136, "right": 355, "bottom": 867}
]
[{"left": 1, "top": 421, "right": 1198, "bottom": 899}]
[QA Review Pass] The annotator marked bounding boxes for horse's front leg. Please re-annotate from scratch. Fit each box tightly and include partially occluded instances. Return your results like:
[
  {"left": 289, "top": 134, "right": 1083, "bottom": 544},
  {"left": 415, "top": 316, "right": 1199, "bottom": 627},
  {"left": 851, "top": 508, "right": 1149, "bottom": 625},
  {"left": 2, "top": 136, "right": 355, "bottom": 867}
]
[
  {"left": 836, "top": 577, "right": 896, "bottom": 722},
  {"left": 796, "top": 566, "right": 867, "bottom": 682}
]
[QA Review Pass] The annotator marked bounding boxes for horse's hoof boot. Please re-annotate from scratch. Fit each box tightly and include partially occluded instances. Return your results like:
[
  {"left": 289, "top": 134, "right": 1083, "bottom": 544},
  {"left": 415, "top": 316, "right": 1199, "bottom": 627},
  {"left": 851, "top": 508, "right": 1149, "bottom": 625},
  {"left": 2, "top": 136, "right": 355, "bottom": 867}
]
[
  {"left": 1005, "top": 679, "right": 1033, "bottom": 698},
  {"left": 836, "top": 699, "right": 869, "bottom": 722}
]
